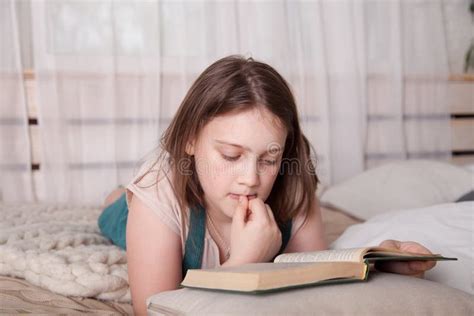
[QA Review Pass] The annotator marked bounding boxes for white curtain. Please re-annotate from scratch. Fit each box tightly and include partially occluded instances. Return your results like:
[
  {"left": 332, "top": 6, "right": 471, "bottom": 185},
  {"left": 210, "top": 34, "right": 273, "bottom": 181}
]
[
  {"left": 10, "top": 0, "right": 452, "bottom": 203},
  {"left": 30, "top": 1, "right": 164, "bottom": 203},
  {"left": 364, "top": 1, "right": 451, "bottom": 168},
  {"left": 0, "top": 0, "right": 34, "bottom": 202}
]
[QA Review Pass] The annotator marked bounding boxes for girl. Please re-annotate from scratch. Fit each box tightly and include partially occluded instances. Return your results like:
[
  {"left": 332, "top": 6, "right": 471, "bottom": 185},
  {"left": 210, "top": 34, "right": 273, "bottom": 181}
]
[{"left": 99, "top": 55, "right": 436, "bottom": 315}]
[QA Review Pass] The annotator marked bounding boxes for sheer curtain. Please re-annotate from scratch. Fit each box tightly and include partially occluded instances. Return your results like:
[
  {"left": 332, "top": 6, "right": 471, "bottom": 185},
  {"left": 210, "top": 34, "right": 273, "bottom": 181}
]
[
  {"left": 30, "top": 1, "right": 163, "bottom": 203},
  {"left": 364, "top": 1, "right": 451, "bottom": 169},
  {"left": 0, "top": 0, "right": 33, "bottom": 202},
  {"left": 24, "top": 0, "right": 451, "bottom": 204}
]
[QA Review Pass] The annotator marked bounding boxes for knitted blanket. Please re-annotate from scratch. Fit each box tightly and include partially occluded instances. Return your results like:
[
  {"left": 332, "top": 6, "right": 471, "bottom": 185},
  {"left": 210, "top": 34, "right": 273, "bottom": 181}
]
[{"left": 0, "top": 203, "right": 130, "bottom": 302}]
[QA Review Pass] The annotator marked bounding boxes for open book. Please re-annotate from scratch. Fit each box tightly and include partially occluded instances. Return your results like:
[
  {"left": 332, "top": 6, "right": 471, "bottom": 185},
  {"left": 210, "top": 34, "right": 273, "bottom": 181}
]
[{"left": 181, "top": 247, "right": 456, "bottom": 293}]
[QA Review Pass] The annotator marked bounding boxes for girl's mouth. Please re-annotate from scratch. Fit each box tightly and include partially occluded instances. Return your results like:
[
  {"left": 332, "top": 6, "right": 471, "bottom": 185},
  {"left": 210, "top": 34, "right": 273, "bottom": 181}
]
[{"left": 229, "top": 193, "right": 257, "bottom": 200}]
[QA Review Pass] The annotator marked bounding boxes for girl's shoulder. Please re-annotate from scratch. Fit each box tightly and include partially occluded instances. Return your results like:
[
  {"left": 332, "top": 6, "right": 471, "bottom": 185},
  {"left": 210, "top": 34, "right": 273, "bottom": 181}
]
[
  {"left": 126, "top": 150, "right": 188, "bottom": 238},
  {"left": 131, "top": 151, "right": 172, "bottom": 187}
]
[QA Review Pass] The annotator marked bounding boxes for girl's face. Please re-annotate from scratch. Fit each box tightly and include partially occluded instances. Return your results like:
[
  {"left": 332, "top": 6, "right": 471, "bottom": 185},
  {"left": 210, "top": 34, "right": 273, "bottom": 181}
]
[{"left": 187, "top": 106, "right": 287, "bottom": 221}]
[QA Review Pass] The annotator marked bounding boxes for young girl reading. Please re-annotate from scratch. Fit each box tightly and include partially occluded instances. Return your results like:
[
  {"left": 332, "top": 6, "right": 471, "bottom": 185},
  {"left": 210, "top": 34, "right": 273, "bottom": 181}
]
[{"left": 99, "top": 55, "right": 436, "bottom": 315}]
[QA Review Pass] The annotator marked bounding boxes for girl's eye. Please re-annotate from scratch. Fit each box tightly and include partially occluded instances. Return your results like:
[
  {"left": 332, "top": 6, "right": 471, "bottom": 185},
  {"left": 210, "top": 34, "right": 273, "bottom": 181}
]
[
  {"left": 222, "top": 154, "right": 240, "bottom": 162},
  {"left": 260, "top": 159, "right": 277, "bottom": 166}
]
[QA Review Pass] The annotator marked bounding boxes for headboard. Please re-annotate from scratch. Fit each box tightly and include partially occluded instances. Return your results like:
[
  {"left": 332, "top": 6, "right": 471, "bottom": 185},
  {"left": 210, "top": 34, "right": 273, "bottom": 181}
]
[{"left": 448, "top": 74, "right": 474, "bottom": 166}]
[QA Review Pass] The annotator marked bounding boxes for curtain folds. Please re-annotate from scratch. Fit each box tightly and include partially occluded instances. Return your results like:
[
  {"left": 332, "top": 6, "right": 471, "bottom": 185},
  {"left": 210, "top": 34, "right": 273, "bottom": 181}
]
[
  {"left": 1, "top": 0, "right": 453, "bottom": 203},
  {"left": 0, "top": 0, "right": 33, "bottom": 202}
]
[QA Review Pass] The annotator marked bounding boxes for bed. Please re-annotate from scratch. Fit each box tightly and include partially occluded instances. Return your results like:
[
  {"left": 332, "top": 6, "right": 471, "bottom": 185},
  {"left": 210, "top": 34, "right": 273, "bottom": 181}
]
[
  {"left": 0, "top": 204, "right": 133, "bottom": 314},
  {"left": 0, "top": 276, "right": 132, "bottom": 314},
  {"left": 0, "top": 160, "right": 472, "bottom": 315},
  {"left": 0, "top": 203, "right": 359, "bottom": 314}
]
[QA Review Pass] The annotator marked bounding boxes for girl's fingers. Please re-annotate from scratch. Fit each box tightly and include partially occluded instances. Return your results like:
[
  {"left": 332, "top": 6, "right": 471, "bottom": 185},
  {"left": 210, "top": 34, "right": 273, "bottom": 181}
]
[
  {"left": 232, "top": 196, "right": 248, "bottom": 228},
  {"left": 378, "top": 239, "right": 402, "bottom": 250},
  {"left": 410, "top": 260, "right": 436, "bottom": 271},
  {"left": 248, "top": 198, "right": 270, "bottom": 223},
  {"left": 400, "top": 241, "right": 433, "bottom": 255},
  {"left": 375, "top": 260, "right": 434, "bottom": 277},
  {"left": 376, "top": 239, "right": 436, "bottom": 278},
  {"left": 379, "top": 239, "right": 433, "bottom": 256}
]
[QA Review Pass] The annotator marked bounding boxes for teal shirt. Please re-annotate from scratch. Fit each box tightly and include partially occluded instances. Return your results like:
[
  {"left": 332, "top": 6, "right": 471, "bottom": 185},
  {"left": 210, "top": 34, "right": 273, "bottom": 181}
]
[{"left": 98, "top": 193, "right": 292, "bottom": 276}]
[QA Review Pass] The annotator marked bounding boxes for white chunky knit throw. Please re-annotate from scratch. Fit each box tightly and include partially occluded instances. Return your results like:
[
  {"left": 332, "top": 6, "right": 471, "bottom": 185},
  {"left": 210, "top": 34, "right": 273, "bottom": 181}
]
[{"left": 0, "top": 203, "right": 130, "bottom": 302}]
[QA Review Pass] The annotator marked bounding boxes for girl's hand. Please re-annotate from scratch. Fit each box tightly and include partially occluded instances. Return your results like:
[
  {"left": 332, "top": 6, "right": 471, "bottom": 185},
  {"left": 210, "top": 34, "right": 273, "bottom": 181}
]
[
  {"left": 225, "top": 196, "right": 282, "bottom": 266},
  {"left": 375, "top": 239, "right": 437, "bottom": 278}
]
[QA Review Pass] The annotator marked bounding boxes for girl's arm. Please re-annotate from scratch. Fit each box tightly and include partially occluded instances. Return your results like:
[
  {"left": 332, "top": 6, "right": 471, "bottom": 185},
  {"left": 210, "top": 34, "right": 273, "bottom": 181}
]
[
  {"left": 283, "top": 197, "right": 328, "bottom": 253},
  {"left": 126, "top": 194, "right": 182, "bottom": 316}
]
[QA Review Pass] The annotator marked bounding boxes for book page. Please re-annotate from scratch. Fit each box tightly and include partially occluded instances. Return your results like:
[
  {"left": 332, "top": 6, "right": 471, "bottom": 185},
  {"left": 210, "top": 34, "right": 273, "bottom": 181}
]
[{"left": 274, "top": 248, "right": 368, "bottom": 263}]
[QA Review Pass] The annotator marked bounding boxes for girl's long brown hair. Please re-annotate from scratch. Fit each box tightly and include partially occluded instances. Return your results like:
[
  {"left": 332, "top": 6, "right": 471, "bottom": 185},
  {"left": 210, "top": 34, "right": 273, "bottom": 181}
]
[{"left": 154, "top": 55, "right": 318, "bottom": 226}]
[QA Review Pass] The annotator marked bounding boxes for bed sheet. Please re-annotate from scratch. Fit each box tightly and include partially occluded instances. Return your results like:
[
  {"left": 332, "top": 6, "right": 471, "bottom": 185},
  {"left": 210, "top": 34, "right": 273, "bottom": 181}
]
[{"left": 0, "top": 275, "right": 132, "bottom": 315}]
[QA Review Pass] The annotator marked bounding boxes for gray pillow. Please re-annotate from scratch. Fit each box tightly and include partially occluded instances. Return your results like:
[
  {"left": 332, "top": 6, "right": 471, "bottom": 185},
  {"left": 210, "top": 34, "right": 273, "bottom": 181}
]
[
  {"left": 147, "top": 273, "right": 474, "bottom": 315},
  {"left": 456, "top": 190, "right": 474, "bottom": 202},
  {"left": 319, "top": 160, "right": 472, "bottom": 220}
]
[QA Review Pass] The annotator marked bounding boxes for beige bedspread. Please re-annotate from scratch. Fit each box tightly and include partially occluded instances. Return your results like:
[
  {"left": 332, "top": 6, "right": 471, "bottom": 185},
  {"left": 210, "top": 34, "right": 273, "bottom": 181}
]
[
  {"left": 0, "top": 275, "right": 133, "bottom": 315},
  {"left": 320, "top": 206, "right": 362, "bottom": 245}
]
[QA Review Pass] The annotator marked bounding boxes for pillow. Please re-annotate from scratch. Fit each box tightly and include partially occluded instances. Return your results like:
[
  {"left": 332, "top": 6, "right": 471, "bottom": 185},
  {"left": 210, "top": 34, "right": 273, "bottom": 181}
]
[
  {"left": 147, "top": 273, "right": 474, "bottom": 315},
  {"left": 464, "top": 164, "right": 474, "bottom": 172},
  {"left": 331, "top": 202, "right": 473, "bottom": 295},
  {"left": 320, "top": 160, "right": 473, "bottom": 220},
  {"left": 456, "top": 190, "right": 474, "bottom": 202}
]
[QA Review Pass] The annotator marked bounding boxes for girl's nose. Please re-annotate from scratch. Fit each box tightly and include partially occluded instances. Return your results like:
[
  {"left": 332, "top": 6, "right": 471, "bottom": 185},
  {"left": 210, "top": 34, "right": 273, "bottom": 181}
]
[{"left": 238, "top": 161, "right": 260, "bottom": 188}]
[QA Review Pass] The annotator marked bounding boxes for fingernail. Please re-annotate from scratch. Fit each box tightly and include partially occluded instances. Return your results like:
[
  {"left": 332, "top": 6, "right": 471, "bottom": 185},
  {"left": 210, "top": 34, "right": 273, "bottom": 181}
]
[
  {"left": 239, "top": 196, "right": 243, "bottom": 203},
  {"left": 411, "top": 262, "right": 424, "bottom": 271}
]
